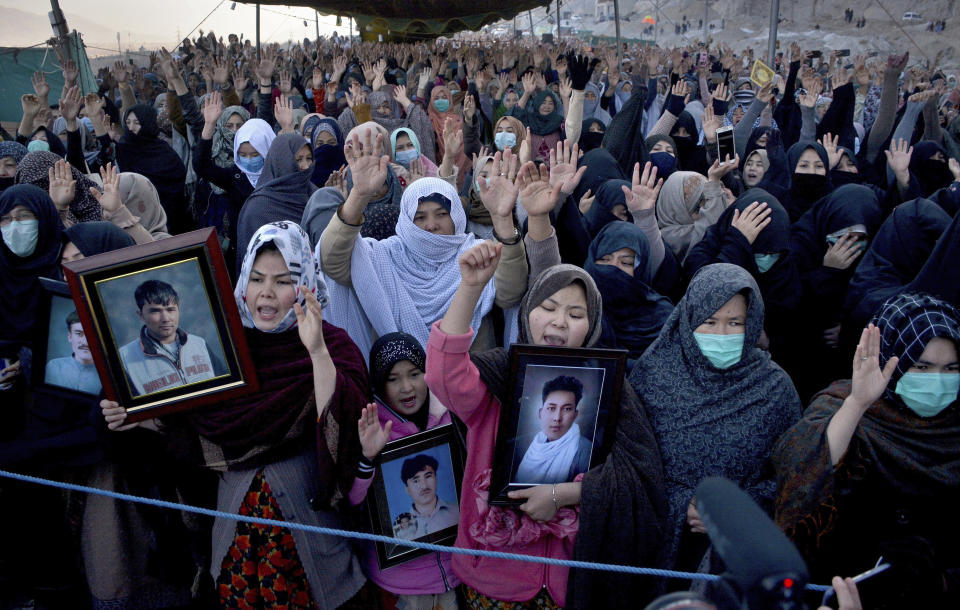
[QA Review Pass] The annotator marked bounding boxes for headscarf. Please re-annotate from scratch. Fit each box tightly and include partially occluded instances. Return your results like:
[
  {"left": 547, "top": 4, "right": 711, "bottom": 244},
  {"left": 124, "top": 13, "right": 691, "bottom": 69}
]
[
  {"left": 630, "top": 263, "right": 802, "bottom": 572},
  {"left": 784, "top": 142, "right": 833, "bottom": 222},
  {"left": 601, "top": 76, "right": 651, "bottom": 176},
  {"left": 63, "top": 221, "right": 135, "bottom": 256},
  {"left": 670, "top": 111, "right": 706, "bottom": 175},
  {"left": 656, "top": 171, "right": 707, "bottom": 258},
  {"left": 585, "top": 221, "right": 674, "bottom": 358},
  {"left": 909, "top": 140, "right": 954, "bottom": 197},
  {"left": 790, "top": 184, "right": 883, "bottom": 274},
  {"left": 509, "top": 90, "right": 565, "bottom": 136},
  {"left": 367, "top": 90, "right": 406, "bottom": 132},
  {"left": 310, "top": 118, "right": 346, "bottom": 188},
  {"left": 368, "top": 331, "right": 426, "bottom": 399},
  {"left": 492, "top": 116, "right": 525, "bottom": 155},
  {"left": 211, "top": 105, "right": 251, "bottom": 168},
  {"left": 232, "top": 118, "right": 276, "bottom": 188},
  {"left": 329, "top": 177, "right": 497, "bottom": 349},
  {"left": 0, "top": 185, "right": 64, "bottom": 342},
  {"left": 14, "top": 150, "right": 102, "bottom": 224},
  {"left": 117, "top": 172, "right": 171, "bottom": 240},
  {"left": 426, "top": 86, "right": 470, "bottom": 183},
  {"left": 906, "top": 204, "right": 960, "bottom": 309},
  {"left": 235, "top": 221, "right": 328, "bottom": 334},
  {"left": 573, "top": 148, "right": 626, "bottom": 203},
  {"left": 0, "top": 141, "right": 27, "bottom": 193},
  {"left": 236, "top": 134, "right": 316, "bottom": 261},
  {"left": 300, "top": 113, "right": 324, "bottom": 141},
  {"left": 52, "top": 116, "right": 100, "bottom": 167},
  {"left": 463, "top": 153, "right": 494, "bottom": 226},
  {"left": 584, "top": 179, "right": 629, "bottom": 237},
  {"left": 612, "top": 81, "right": 632, "bottom": 113},
  {"left": 844, "top": 199, "right": 952, "bottom": 331},
  {"left": 579, "top": 119, "right": 606, "bottom": 153},
  {"left": 582, "top": 83, "right": 611, "bottom": 126}
]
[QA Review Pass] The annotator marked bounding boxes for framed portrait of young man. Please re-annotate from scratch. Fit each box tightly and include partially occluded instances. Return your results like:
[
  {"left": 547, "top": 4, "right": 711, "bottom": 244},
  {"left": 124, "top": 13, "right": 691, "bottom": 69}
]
[
  {"left": 62, "top": 228, "right": 258, "bottom": 422},
  {"left": 366, "top": 424, "right": 465, "bottom": 569},
  {"left": 488, "top": 344, "right": 627, "bottom": 506}
]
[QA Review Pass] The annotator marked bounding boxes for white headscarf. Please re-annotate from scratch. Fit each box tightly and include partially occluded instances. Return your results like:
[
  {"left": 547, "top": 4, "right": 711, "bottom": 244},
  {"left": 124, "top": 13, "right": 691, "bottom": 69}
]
[
  {"left": 234, "top": 221, "right": 328, "bottom": 333},
  {"left": 320, "top": 177, "right": 497, "bottom": 350},
  {"left": 233, "top": 118, "right": 276, "bottom": 188}
]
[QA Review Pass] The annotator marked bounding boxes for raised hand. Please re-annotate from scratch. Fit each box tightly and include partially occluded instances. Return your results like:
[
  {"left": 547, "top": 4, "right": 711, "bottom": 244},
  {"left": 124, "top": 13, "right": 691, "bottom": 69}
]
[
  {"left": 708, "top": 154, "right": 740, "bottom": 181},
  {"left": 48, "top": 160, "right": 77, "bottom": 212},
  {"left": 358, "top": 403, "right": 393, "bottom": 460},
  {"left": 274, "top": 95, "right": 295, "bottom": 132},
  {"left": 730, "top": 201, "right": 771, "bottom": 244},
  {"left": 702, "top": 103, "right": 721, "bottom": 143},
  {"left": 823, "top": 233, "right": 863, "bottom": 270},
  {"left": 58, "top": 85, "right": 83, "bottom": 124},
  {"left": 158, "top": 47, "right": 181, "bottom": 84},
  {"left": 392, "top": 84, "right": 411, "bottom": 109},
  {"left": 578, "top": 189, "right": 596, "bottom": 215},
  {"left": 112, "top": 60, "right": 130, "bottom": 86},
  {"left": 712, "top": 81, "right": 730, "bottom": 102},
  {"left": 548, "top": 140, "right": 587, "bottom": 196},
  {"left": 278, "top": 69, "right": 292, "bottom": 94},
  {"left": 345, "top": 129, "right": 389, "bottom": 200},
  {"left": 798, "top": 78, "right": 823, "bottom": 108},
  {"left": 255, "top": 46, "right": 278, "bottom": 85},
  {"left": 622, "top": 161, "right": 662, "bottom": 212},
  {"left": 31, "top": 71, "right": 50, "bottom": 99},
  {"left": 408, "top": 157, "right": 425, "bottom": 183},
  {"left": 463, "top": 93, "right": 477, "bottom": 122},
  {"left": 949, "top": 157, "right": 960, "bottom": 182},
  {"left": 441, "top": 115, "right": 463, "bottom": 159},
  {"left": 232, "top": 67, "right": 250, "bottom": 92},
  {"left": 820, "top": 132, "right": 842, "bottom": 169},
  {"left": 20, "top": 94, "right": 40, "bottom": 117},
  {"left": 517, "top": 160, "right": 563, "bottom": 217},
  {"left": 558, "top": 76, "right": 573, "bottom": 102},
  {"left": 90, "top": 162, "right": 122, "bottom": 213},
  {"left": 478, "top": 149, "right": 520, "bottom": 218},
  {"left": 294, "top": 288, "right": 327, "bottom": 356},
  {"left": 887, "top": 51, "right": 909, "bottom": 73},
  {"left": 458, "top": 240, "right": 502, "bottom": 288},
  {"left": 202, "top": 90, "right": 223, "bottom": 126},
  {"left": 849, "top": 324, "right": 898, "bottom": 410},
  {"left": 61, "top": 59, "right": 79, "bottom": 87},
  {"left": 345, "top": 82, "right": 366, "bottom": 108},
  {"left": 884, "top": 138, "right": 913, "bottom": 183},
  {"left": 212, "top": 56, "right": 231, "bottom": 85}
]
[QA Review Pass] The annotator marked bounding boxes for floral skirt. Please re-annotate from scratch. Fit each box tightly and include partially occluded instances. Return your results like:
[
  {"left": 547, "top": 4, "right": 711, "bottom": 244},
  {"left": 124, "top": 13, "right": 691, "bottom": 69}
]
[
  {"left": 216, "top": 471, "right": 316, "bottom": 609},
  {"left": 461, "top": 585, "right": 560, "bottom": 610}
]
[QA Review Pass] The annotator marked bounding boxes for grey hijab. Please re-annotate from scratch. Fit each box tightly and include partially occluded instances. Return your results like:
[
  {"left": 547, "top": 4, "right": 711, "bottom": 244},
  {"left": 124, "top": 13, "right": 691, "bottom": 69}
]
[
  {"left": 518, "top": 264, "right": 603, "bottom": 347},
  {"left": 628, "top": 263, "right": 802, "bottom": 571}
]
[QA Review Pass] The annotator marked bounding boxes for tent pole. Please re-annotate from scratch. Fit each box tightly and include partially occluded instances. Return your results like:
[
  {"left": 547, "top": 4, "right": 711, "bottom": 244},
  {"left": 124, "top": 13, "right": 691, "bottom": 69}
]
[
  {"left": 614, "top": 0, "right": 622, "bottom": 69},
  {"left": 255, "top": 3, "right": 261, "bottom": 60}
]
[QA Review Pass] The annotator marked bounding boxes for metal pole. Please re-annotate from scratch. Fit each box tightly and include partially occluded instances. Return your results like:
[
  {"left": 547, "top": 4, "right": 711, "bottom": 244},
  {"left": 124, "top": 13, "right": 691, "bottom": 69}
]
[
  {"left": 704, "top": 0, "right": 708, "bottom": 35},
  {"left": 528, "top": 10, "right": 534, "bottom": 40},
  {"left": 315, "top": 11, "right": 320, "bottom": 40},
  {"left": 349, "top": 16, "right": 353, "bottom": 42},
  {"left": 767, "top": 0, "right": 780, "bottom": 66},
  {"left": 556, "top": 1, "right": 561, "bottom": 41},
  {"left": 255, "top": 3, "right": 261, "bottom": 60},
  {"left": 613, "top": 0, "right": 622, "bottom": 69}
]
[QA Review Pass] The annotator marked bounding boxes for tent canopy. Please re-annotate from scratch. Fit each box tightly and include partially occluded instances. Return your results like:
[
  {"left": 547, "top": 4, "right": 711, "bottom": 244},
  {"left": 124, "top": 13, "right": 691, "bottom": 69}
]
[{"left": 254, "top": 0, "right": 551, "bottom": 39}]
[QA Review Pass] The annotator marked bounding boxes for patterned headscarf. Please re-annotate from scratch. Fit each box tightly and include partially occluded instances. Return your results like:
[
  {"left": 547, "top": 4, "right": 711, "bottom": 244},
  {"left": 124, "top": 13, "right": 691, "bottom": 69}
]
[
  {"left": 0, "top": 141, "right": 28, "bottom": 165},
  {"left": 15, "top": 150, "right": 102, "bottom": 223},
  {"left": 368, "top": 331, "right": 426, "bottom": 397},
  {"left": 212, "top": 105, "right": 251, "bottom": 168},
  {"left": 234, "top": 221, "right": 328, "bottom": 334}
]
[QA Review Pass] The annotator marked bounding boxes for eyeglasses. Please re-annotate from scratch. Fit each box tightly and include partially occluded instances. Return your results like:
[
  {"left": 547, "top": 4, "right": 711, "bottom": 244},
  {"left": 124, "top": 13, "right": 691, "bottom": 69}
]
[{"left": 0, "top": 211, "right": 37, "bottom": 227}]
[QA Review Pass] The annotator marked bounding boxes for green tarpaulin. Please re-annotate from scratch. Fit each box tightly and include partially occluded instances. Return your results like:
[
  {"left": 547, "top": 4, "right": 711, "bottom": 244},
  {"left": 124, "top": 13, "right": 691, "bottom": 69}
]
[{"left": 0, "top": 32, "right": 96, "bottom": 123}]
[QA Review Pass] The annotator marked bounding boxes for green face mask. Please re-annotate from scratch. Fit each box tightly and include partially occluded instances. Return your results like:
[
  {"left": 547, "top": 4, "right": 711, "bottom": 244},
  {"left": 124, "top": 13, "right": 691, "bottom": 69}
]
[
  {"left": 433, "top": 98, "right": 451, "bottom": 113},
  {"left": 693, "top": 332, "right": 745, "bottom": 369},
  {"left": 754, "top": 253, "right": 780, "bottom": 273},
  {"left": 895, "top": 372, "right": 960, "bottom": 417}
]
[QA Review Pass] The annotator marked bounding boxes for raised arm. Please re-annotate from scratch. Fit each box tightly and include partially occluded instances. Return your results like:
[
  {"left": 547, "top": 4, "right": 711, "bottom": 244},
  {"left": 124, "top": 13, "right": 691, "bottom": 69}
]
[{"left": 866, "top": 52, "right": 909, "bottom": 164}]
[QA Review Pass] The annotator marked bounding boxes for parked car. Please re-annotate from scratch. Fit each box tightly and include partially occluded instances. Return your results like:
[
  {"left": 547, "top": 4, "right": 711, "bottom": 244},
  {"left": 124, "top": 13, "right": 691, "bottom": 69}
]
[{"left": 903, "top": 12, "right": 923, "bottom": 22}]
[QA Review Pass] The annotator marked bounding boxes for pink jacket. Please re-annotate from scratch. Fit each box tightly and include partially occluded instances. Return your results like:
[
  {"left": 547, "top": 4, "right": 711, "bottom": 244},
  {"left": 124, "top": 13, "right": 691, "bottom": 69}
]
[
  {"left": 425, "top": 322, "right": 578, "bottom": 605},
  {"left": 349, "top": 398, "right": 460, "bottom": 595}
]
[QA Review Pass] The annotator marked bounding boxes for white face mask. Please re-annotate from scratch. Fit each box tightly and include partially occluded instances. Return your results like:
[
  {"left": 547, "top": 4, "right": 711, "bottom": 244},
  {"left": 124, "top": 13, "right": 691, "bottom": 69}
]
[{"left": 1, "top": 219, "right": 39, "bottom": 257}]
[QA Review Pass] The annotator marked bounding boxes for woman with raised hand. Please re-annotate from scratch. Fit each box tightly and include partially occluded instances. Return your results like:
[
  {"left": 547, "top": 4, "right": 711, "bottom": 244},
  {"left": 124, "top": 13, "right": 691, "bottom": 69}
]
[
  {"left": 774, "top": 293, "right": 960, "bottom": 609},
  {"left": 425, "top": 227, "right": 667, "bottom": 609},
  {"left": 101, "top": 221, "right": 374, "bottom": 608}
]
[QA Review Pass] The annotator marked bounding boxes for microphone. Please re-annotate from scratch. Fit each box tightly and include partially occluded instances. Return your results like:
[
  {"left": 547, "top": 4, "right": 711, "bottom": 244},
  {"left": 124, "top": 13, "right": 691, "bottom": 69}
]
[{"left": 695, "top": 477, "right": 809, "bottom": 610}]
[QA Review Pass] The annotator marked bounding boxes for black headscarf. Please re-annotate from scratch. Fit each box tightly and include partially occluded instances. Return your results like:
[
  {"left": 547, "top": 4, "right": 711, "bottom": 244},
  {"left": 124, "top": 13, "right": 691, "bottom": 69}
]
[
  {"left": 584, "top": 179, "right": 629, "bottom": 238},
  {"left": 310, "top": 118, "right": 346, "bottom": 188},
  {"left": 584, "top": 221, "right": 674, "bottom": 359},
  {"left": 578, "top": 118, "right": 606, "bottom": 153},
  {"left": 573, "top": 148, "right": 625, "bottom": 203},
  {"left": 236, "top": 134, "right": 316, "bottom": 266},
  {"left": 905, "top": 206, "right": 960, "bottom": 310},
  {"left": 790, "top": 184, "right": 883, "bottom": 274},
  {"left": 602, "top": 75, "right": 650, "bottom": 176},
  {"left": 116, "top": 104, "right": 188, "bottom": 233},
  {"left": 844, "top": 198, "right": 952, "bottom": 331},
  {"left": 670, "top": 111, "right": 709, "bottom": 176},
  {"left": 0, "top": 185, "right": 64, "bottom": 343},
  {"left": 64, "top": 221, "right": 135, "bottom": 257},
  {"left": 784, "top": 142, "right": 833, "bottom": 222},
  {"left": 909, "top": 140, "right": 954, "bottom": 197}
]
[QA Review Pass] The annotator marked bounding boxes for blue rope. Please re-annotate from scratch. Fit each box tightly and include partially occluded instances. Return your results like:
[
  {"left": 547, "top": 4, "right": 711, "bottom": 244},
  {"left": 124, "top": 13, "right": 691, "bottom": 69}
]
[{"left": 0, "top": 468, "right": 830, "bottom": 592}]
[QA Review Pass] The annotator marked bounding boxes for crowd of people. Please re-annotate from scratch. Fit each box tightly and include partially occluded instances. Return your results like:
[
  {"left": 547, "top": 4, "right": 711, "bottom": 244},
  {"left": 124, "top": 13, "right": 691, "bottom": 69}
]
[{"left": 1, "top": 26, "right": 959, "bottom": 610}]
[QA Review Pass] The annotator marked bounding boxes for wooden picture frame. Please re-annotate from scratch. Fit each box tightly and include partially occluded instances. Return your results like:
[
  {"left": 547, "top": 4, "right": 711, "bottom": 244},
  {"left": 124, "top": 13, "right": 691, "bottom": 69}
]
[
  {"left": 366, "top": 424, "right": 465, "bottom": 569},
  {"left": 62, "top": 228, "right": 258, "bottom": 422},
  {"left": 488, "top": 344, "right": 627, "bottom": 506}
]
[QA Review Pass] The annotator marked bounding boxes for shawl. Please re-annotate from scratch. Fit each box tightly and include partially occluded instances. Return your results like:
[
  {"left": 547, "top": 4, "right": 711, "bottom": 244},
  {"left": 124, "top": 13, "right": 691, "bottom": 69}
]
[
  {"left": 211, "top": 105, "right": 250, "bottom": 168},
  {"left": 573, "top": 148, "right": 626, "bottom": 203},
  {"left": 388, "top": 127, "right": 439, "bottom": 184},
  {"left": 630, "top": 263, "right": 803, "bottom": 572},
  {"left": 0, "top": 185, "right": 64, "bottom": 342},
  {"left": 234, "top": 221, "right": 329, "bottom": 334},
  {"left": 331, "top": 177, "right": 497, "bottom": 350},
  {"left": 300, "top": 113, "right": 324, "bottom": 140},
  {"left": 906, "top": 205, "right": 960, "bottom": 309},
  {"left": 655, "top": 171, "right": 707, "bottom": 259},
  {"left": 117, "top": 172, "right": 171, "bottom": 240},
  {"left": 301, "top": 186, "right": 344, "bottom": 247},
  {"left": 340, "top": 124, "right": 403, "bottom": 240},
  {"left": 366, "top": 90, "right": 407, "bottom": 132},
  {"left": 585, "top": 221, "right": 674, "bottom": 359},
  {"left": 115, "top": 105, "right": 187, "bottom": 219},
  {"left": 467, "top": 265, "right": 667, "bottom": 609},
  {"left": 15, "top": 150, "right": 102, "bottom": 224},
  {"left": 582, "top": 83, "right": 612, "bottom": 126},
  {"left": 188, "top": 321, "right": 369, "bottom": 508},
  {"left": 232, "top": 118, "right": 276, "bottom": 188},
  {"left": 508, "top": 90, "right": 565, "bottom": 137},
  {"left": 844, "top": 199, "right": 951, "bottom": 330},
  {"left": 0, "top": 141, "right": 27, "bottom": 165},
  {"left": 493, "top": 116, "right": 525, "bottom": 155},
  {"left": 493, "top": 89, "right": 517, "bottom": 123},
  {"left": 783, "top": 142, "right": 833, "bottom": 222},
  {"left": 236, "top": 134, "right": 316, "bottom": 261},
  {"left": 909, "top": 140, "right": 954, "bottom": 197},
  {"left": 602, "top": 75, "right": 650, "bottom": 176},
  {"left": 63, "top": 221, "right": 134, "bottom": 256},
  {"left": 516, "top": 423, "right": 585, "bottom": 484},
  {"left": 584, "top": 179, "right": 629, "bottom": 238},
  {"left": 426, "top": 86, "right": 470, "bottom": 181},
  {"left": 463, "top": 153, "right": 494, "bottom": 226},
  {"left": 310, "top": 118, "right": 346, "bottom": 188}
]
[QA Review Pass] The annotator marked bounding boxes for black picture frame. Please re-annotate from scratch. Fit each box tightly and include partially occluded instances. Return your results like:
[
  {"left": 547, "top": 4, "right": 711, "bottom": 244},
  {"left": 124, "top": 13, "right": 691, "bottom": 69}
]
[
  {"left": 488, "top": 344, "right": 627, "bottom": 506},
  {"left": 367, "top": 424, "right": 465, "bottom": 569},
  {"left": 31, "top": 277, "right": 102, "bottom": 400},
  {"left": 62, "top": 228, "right": 259, "bottom": 422}
]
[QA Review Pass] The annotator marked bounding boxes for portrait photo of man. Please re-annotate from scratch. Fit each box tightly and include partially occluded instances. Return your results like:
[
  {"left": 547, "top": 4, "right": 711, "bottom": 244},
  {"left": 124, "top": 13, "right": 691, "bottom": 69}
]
[
  {"left": 399, "top": 453, "right": 460, "bottom": 538},
  {"left": 117, "top": 279, "right": 227, "bottom": 397},
  {"left": 515, "top": 375, "right": 593, "bottom": 485},
  {"left": 44, "top": 309, "right": 102, "bottom": 395}
]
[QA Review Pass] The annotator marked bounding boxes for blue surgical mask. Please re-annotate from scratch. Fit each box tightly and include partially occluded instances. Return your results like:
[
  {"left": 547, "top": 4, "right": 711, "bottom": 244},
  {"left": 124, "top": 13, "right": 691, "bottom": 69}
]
[
  {"left": 236, "top": 154, "right": 265, "bottom": 174},
  {"left": 895, "top": 372, "right": 960, "bottom": 417},
  {"left": 474, "top": 177, "right": 491, "bottom": 192},
  {"left": 1, "top": 219, "right": 39, "bottom": 257},
  {"left": 693, "top": 332, "right": 745, "bottom": 369},
  {"left": 495, "top": 131, "right": 517, "bottom": 150},
  {"left": 27, "top": 140, "right": 50, "bottom": 153},
  {"left": 433, "top": 98, "right": 451, "bottom": 113},
  {"left": 395, "top": 148, "right": 419, "bottom": 168},
  {"left": 649, "top": 151, "right": 677, "bottom": 179},
  {"left": 305, "top": 88, "right": 314, "bottom": 100},
  {"left": 754, "top": 253, "right": 780, "bottom": 273},
  {"left": 449, "top": 88, "right": 460, "bottom": 96}
]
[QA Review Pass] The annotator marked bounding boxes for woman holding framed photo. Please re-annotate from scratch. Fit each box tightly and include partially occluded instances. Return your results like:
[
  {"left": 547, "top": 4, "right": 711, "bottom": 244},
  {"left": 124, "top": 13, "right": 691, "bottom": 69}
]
[
  {"left": 101, "top": 221, "right": 374, "bottom": 608},
  {"left": 425, "top": 160, "right": 667, "bottom": 609}
]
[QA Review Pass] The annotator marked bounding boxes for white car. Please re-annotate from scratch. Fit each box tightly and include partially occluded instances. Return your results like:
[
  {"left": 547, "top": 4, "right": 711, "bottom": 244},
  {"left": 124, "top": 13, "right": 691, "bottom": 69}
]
[{"left": 902, "top": 12, "right": 922, "bottom": 22}]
